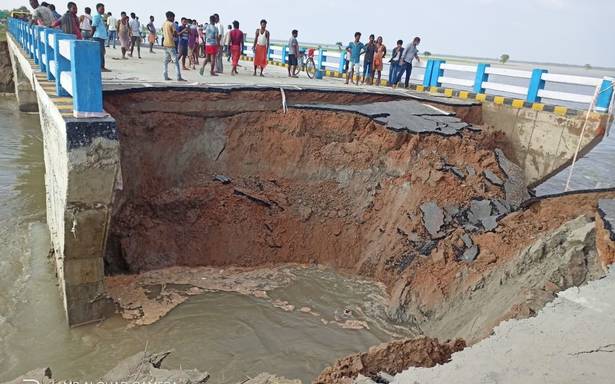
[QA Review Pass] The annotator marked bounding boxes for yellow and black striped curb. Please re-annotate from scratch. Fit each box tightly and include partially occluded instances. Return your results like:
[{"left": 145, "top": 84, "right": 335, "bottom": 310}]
[
  {"left": 410, "top": 84, "right": 578, "bottom": 116},
  {"left": 240, "top": 55, "right": 585, "bottom": 117},
  {"left": 13, "top": 38, "right": 74, "bottom": 117}
]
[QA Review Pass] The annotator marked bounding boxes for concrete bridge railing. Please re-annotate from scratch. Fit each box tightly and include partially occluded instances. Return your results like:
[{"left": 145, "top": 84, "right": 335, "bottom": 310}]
[
  {"left": 242, "top": 40, "right": 613, "bottom": 113},
  {"left": 8, "top": 18, "right": 105, "bottom": 118}
]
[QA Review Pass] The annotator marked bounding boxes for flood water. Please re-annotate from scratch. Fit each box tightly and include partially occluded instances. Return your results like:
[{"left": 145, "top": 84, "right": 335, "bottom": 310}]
[{"left": 0, "top": 96, "right": 414, "bottom": 382}]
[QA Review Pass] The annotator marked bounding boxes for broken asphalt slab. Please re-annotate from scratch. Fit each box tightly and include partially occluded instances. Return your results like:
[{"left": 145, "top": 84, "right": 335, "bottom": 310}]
[
  {"left": 495, "top": 149, "right": 531, "bottom": 209},
  {"left": 290, "top": 100, "right": 470, "bottom": 136},
  {"left": 598, "top": 199, "right": 615, "bottom": 241},
  {"left": 420, "top": 202, "right": 446, "bottom": 238},
  {"left": 484, "top": 169, "right": 504, "bottom": 186}
]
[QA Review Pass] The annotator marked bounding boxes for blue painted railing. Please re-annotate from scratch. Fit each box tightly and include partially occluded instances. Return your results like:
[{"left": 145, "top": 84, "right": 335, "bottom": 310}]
[
  {"left": 243, "top": 40, "right": 613, "bottom": 112},
  {"left": 7, "top": 18, "right": 105, "bottom": 118}
]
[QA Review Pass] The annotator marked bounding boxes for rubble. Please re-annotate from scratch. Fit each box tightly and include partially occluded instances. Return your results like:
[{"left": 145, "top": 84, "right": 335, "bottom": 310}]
[
  {"left": 495, "top": 149, "right": 530, "bottom": 209},
  {"left": 102, "top": 351, "right": 210, "bottom": 383},
  {"left": 2, "top": 352, "right": 210, "bottom": 384},
  {"left": 214, "top": 175, "right": 232, "bottom": 184},
  {"left": 461, "top": 245, "right": 479, "bottom": 262},
  {"left": 598, "top": 199, "right": 615, "bottom": 239},
  {"left": 237, "top": 373, "right": 301, "bottom": 384},
  {"left": 420, "top": 202, "right": 445, "bottom": 239},
  {"left": 314, "top": 337, "right": 465, "bottom": 384},
  {"left": 483, "top": 170, "right": 503, "bottom": 186},
  {"left": 596, "top": 199, "right": 615, "bottom": 270}
]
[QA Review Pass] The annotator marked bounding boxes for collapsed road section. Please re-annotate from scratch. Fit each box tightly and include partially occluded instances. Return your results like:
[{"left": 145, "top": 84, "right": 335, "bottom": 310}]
[{"left": 102, "top": 88, "right": 613, "bottom": 340}]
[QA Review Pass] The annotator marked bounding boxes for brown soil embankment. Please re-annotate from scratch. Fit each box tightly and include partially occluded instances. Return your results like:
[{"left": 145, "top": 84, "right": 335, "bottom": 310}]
[
  {"left": 0, "top": 41, "right": 15, "bottom": 93},
  {"left": 314, "top": 337, "right": 465, "bottom": 384}
]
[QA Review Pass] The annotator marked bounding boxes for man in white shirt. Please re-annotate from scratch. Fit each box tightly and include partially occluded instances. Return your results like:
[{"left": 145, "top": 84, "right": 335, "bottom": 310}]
[
  {"left": 79, "top": 6, "right": 92, "bottom": 39},
  {"left": 106, "top": 12, "right": 117, "bottom": 48},
  {"left": 223, "top": 24, "right": 232, "bottom": 62},
  {"left": 129, "top": 12, "right": 141, "bottom": 59}
]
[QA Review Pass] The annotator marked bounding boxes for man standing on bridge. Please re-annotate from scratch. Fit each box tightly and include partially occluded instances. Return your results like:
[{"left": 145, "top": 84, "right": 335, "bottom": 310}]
[
  {"left": 79, "top": 7, "right": 92, "bottom": 39},
  {"left": 91, "top": 3, "right": 110, "bottom": 72},
  {"left": 29, "top": 0, "right": 55, "bottom": 27},
  {"left": 57, "top": 2, "right": 82, "bottom": 39},
  {"left": 361, "top": 34, "right": 376, "bottom": 85},
  {"left": 229, "top": 21, "right": 244, "bottom": 76},
  {"left": 345, "top": 32, "right": 365, "bottom": 85},
  {"left": 162, "top": 11, "right": 185, "bottom": 82},
  {"left": 214, "top": 14, "right": 224, "bottom": 74},
  {"left": 394, "top": 36, "right": 421, "bottom": 89},
  {"left": 147, "top": 16, "right": 157, "bottom": 54},
  {"left": 287, "top": 29, "right": 299, "bottom": 78},
  {"left": 199, "top": 15, "right": 219, "bottom": 77},
  {"left": 252, "top": 19, "right": 270, "bottom": 77},
  {"left": 107, "top": 12, "right": 117, "bottom": 49},
  {"left": 129, "top": 13, "right": 142, "bottom": 59}
]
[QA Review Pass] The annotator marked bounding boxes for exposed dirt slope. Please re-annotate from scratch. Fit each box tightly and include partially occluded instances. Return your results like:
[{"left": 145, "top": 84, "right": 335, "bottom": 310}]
[
  {"left": 388, "top": 192, "right": 614, "bottom": 343},
  {"left": 314, "top": 336, "right": 465, "bottom": 384},
  {"left": 104, "top": 91, "right": 505, "bottom": 287},
  {"left": 0, "top": 42, "right": 15, "bottom": 93}
]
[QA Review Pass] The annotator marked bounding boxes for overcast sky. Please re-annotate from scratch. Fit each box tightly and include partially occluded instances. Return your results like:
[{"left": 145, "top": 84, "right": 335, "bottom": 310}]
[{"left": 6, "top": 0, "right": 615, "bottom": 67}]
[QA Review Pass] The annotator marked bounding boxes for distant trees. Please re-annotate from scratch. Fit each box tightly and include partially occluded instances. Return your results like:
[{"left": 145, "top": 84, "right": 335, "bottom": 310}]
[
  {"left": 500, "top": 54, "right": 510, "bottom": 64},
  {"left": 424, "top": 51, "right": 432, "bottom": 57},
  {"left": 584, "top": 64, "right": 592, "bottom": 70},
  {"left": 1, "top": 6, "right": 29, "bottom": 18}
]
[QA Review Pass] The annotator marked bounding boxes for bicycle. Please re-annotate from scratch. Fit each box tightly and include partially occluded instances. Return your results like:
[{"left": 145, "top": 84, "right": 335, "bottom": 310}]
[{"left": 293, "top": 48, "right": 317, "bottom": 79}]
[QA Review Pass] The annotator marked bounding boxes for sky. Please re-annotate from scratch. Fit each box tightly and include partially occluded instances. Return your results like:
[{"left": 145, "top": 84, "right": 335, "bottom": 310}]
[{"left": 6, "top": 0, "right": 615, "bottom": 67}]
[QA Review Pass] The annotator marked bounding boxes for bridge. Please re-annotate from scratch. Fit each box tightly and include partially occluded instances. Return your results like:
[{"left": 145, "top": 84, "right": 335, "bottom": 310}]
[{"left": 4, "top": 18, "right": 615, "bottom": 326}]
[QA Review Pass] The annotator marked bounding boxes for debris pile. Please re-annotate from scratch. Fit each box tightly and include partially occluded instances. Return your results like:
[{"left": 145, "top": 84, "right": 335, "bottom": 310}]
[{"left": 314, "top": 336, "right": 465, "bottom": 384}]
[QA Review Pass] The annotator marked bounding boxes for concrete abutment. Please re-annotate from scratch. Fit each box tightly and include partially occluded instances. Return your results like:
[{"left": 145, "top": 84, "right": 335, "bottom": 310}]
[{"left": 6, "top": 34, "right": 119, "bottom": 326}]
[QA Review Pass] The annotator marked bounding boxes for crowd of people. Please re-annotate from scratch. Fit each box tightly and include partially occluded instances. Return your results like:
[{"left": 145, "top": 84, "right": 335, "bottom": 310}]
[
  {"left": 343, "top": 33, "right": 421, "bottom": 88},
  {"left": 27, "top": 0, "right": 423, "bottom": 86}
]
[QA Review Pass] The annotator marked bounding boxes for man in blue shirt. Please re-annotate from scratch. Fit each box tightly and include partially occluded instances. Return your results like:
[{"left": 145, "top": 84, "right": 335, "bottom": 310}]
[
  {"left": 91, "top": 3, "right": 110, "bottom": 71},
  {"left": 345, "top": 32, "right": 365, "bottom": 85}
]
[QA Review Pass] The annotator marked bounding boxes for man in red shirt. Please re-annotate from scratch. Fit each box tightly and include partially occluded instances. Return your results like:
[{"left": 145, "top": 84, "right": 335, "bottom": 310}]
[{"left": 229, "top": 20, "right": 244, "bottom": 75}]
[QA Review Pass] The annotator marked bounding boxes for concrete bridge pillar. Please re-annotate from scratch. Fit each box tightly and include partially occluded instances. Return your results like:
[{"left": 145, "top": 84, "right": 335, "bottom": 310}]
[{"left": 9, "top": 50, "right": 39, "bottom": 112}]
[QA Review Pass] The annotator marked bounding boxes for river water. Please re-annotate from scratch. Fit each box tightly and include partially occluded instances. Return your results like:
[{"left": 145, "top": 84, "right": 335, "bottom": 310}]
[{"left": 0, "top": 97, "right": 416, "bottom": 382}]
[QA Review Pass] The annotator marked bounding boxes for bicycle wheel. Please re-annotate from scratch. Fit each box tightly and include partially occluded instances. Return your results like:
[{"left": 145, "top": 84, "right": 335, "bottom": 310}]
[
  {"left": 306, "top": 58, "right": 317, "bottom": 79},
  {"left": 293, "top": 62, "right": 302, "bottom": 76}
]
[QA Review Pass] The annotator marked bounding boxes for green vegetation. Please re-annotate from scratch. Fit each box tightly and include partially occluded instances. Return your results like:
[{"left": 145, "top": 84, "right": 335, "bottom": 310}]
[
  {"left": 584, "top": 64, "right": 592, "bottom": 70},
  {"left": 0, "top": 23, "right": 6, "bottom": 42},
  {"left": 424, "top": 51, "right": 432, "bottom": 57},
  {"left": 500, "top": 54, "right": 510, "bottom": 64}
]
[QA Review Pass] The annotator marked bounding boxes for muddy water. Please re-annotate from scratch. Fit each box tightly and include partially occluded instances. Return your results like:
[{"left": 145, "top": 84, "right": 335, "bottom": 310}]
[{"left": 0, "top": 96, "right": 414, "bottom": 382}]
